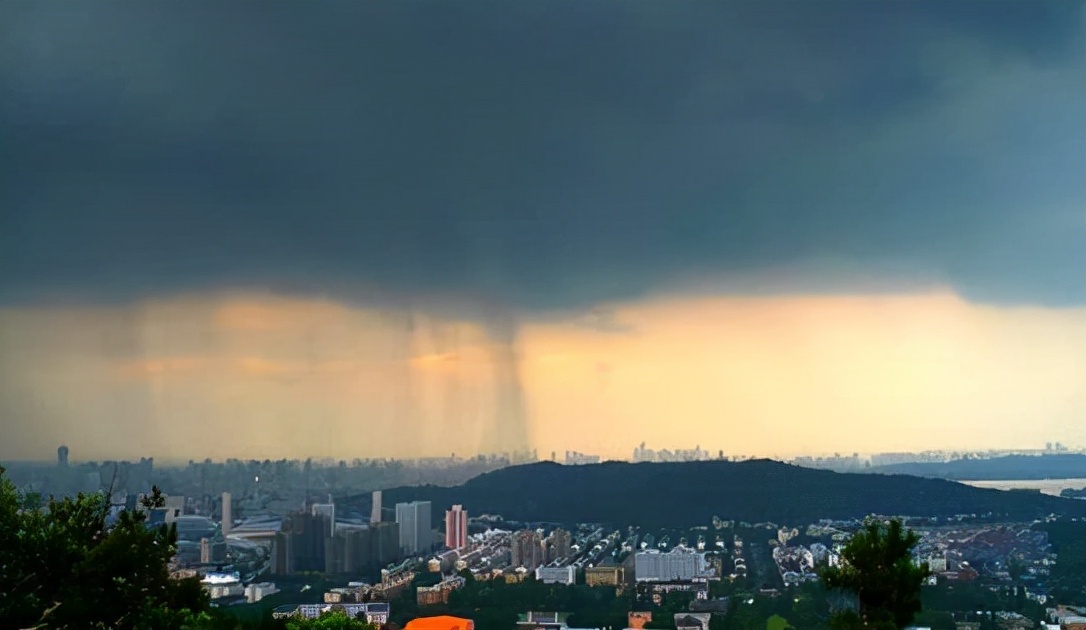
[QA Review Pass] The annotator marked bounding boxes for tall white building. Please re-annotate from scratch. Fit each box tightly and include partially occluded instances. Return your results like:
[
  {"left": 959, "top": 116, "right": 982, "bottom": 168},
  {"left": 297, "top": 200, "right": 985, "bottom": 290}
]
[
  {"left": 371, "top": 490, "right": 382, "bottom": 524},
  {"left": 221, "top": 492, "right": 232, "bottom": 537},
  {"left": 395, "top": 501, "right": 432, "bottom": 555}
]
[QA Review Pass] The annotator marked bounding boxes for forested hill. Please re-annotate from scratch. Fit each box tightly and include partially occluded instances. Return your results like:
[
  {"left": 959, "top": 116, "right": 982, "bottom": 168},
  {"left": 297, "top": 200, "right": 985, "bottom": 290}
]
[
  {"left": 376, "top": 459, "right": 1086, "bottom": 528},
  {"left": 868, "top": 454, "right": 1086, "bottom": 480}
]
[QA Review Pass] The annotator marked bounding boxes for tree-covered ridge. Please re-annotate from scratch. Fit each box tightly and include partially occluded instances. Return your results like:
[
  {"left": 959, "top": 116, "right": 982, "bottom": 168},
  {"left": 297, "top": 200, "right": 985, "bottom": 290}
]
[
  {"left": 0, "top": 466, "right": 211, "bottom": 630},
  {"left": 379, "top": 460, "right": 1086, "bottom": 528}
]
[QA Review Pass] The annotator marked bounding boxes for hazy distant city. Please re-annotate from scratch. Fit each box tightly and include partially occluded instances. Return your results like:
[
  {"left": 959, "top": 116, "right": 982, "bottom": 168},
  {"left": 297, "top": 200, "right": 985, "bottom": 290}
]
[{"left": 8, "top": 441, "right": 1086, "bottom": 507}]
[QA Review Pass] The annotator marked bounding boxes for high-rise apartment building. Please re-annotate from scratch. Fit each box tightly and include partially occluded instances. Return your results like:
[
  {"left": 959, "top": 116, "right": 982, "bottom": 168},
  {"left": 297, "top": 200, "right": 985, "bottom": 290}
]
[
  {"left": 370, "top": 521, "right": 400, "bottom": 567},
  {"left": 549, "top": 528, "right": 572, "bottom": 560},
  {"left": 444, "top": 504, "right": 468, "bottom": 549},
  {"left": 311, "top": 503, "right": 335, "bottom": 537},
  {"left": 221, "top": 492, "right": 232, "bottom": 537},
  {"left": 395, "top": 501, "right": 432, "bottom": 555},
  {"left": 511, "top": 529, "right": 543, "bottom": 570},
  {"left": 278, "top": 511, "right": 332, "bottom": 573},
  {"left": 371, "top": 490, "right": 382, "bottom": 524}
]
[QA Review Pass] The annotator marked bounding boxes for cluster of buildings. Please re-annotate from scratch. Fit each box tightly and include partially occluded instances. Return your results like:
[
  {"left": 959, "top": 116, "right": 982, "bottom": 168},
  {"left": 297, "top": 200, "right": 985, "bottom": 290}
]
[
  {"left": 770, "top": 544, "right": 819, "bottom": 586},
  {"left": 126, "top": 474, "right": 1086, "bottom": 630},
  {"left": 911, "top": 525, "right": 1056, "bottom": 587},
  {"left": 510, "top": 528, "right": 572, "bottom": 570},
  {"left": 630, "top": 548, "right": 719, "bottom": 606},
  {"left": 766, "top": 525, "right": 837, "bottom": 586},
  {"left": 276, "top": 509, "right": 401, "bottom": 575},
  {"left": 269, "top": 495, "right": 438, "bottom": 576},
  {"left": 564, "top": 451, "right": 601, "bottom": 466},
  {"left": 631, "top": 443, "right": 714, "bottom": 463},
  {"left": 416, "top": 575, "right": 468, "bottom": 605},
  {"left": 272, "top": 602, "right": 390, "bottom": 624},
  {"left": 18, "top": 445, "right": 1086, "bottom": 630},
  {"left": 794, "top": 444, "right": 1086, "bottom": 471}
]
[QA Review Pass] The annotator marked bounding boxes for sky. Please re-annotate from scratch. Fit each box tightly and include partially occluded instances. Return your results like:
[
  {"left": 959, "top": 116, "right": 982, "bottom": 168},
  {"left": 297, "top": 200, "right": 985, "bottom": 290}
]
[{"left": 1, "top": 1, "right": 1084, "bottom": 462}]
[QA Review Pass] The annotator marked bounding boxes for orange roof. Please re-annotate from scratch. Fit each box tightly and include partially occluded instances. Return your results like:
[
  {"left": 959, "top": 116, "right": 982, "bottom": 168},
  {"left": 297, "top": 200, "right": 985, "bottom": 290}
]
[{"left": 405, "top": 616, "right": 474, "bottom": 630}]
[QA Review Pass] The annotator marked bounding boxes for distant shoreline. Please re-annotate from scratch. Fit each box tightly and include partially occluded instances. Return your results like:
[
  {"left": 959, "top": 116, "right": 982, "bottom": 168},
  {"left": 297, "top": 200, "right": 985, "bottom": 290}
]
[{"left": 959, "top": 478, "right": 1086, "bottom": 496}]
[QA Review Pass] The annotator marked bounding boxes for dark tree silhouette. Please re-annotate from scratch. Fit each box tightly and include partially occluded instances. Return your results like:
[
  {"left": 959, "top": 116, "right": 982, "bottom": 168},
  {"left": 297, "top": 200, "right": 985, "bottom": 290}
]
[
  {"left": 0, "top": 466, "right": 211, "bottom": 629},
  {"left": 821, "top": 518, "right": 930, "bottom": 629}
]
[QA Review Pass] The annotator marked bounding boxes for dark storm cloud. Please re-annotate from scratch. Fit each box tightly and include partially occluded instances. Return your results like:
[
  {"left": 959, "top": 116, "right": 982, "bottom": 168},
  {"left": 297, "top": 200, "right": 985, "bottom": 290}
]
[{"left": 2, "top": 0, "right": 1084, "bottom": 309}]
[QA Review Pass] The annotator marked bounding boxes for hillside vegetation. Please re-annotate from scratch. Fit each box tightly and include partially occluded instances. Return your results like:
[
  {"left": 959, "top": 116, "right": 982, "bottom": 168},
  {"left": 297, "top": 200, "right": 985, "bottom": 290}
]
[{"left": 374, "top": 460, "right": 1086, "bottom": 528}]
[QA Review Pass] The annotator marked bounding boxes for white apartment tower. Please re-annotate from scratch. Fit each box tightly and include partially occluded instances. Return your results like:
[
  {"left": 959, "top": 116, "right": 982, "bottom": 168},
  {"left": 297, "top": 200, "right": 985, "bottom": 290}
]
[
  {"left": 371, "top": 490, "right": 382, "bottom": 524},
  {"left": 395, "top": 501, "right": 432, "bottom": 555},
  {"left": 221, "top": 492, "right": 232, "bottom": 537}
]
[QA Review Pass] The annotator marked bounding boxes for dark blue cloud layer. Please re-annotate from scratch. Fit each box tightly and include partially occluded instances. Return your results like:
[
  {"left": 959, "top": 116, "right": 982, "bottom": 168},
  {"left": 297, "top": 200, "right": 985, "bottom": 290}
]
[{"left": 2, "top": 1, "right": 1084, "bottom": 309}]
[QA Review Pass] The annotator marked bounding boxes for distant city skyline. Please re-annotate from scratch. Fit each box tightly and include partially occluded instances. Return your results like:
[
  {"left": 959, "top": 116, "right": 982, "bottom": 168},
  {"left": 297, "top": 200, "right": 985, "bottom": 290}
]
[{"left": 3, "top": 439, "right": 1084, "bottom": 467}]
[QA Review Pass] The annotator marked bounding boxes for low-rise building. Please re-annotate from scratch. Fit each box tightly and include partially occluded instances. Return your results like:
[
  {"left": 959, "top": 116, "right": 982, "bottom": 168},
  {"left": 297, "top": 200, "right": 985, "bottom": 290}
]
[
  {"left": 324, "top": 586, "right": 365, "bottom": 603},
  {"left": 272, "top": 602, "right": 390, "bottom": 624},
  {"left": 517, "top": 612, "right": 571, "bottom": 630},
  {"left": 675, "top": 613, "right": 711, "bottom": 630},
  {"left": 245, "top": 582, "right": 278, "bottom": 603},
  {"left": 201, "top": 571, "right": 243, "bottom": 600},
  {"left": 634, "top": 550, "right": 713, "bottom": 582},
  {"left": 535, "top": 565, "right": 576, "bottom": 585},
  {"left": 417, "top": 576, "right": 467, "bottom": 606},
  {"left": 585, "top": 566, "right": 624, "bottom": 587}
]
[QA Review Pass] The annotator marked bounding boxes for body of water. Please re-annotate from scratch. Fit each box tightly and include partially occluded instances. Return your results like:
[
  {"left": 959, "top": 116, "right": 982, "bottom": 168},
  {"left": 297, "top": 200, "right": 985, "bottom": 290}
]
[{"left": 960, "top": 478, "right": 1086, "bottom": 496}]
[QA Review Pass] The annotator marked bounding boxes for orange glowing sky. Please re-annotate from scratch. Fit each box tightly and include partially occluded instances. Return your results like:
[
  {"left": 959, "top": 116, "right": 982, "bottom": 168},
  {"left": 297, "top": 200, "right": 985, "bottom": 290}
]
[{"left": 1, "top": 287, "right": 1082, "bottom": 462}]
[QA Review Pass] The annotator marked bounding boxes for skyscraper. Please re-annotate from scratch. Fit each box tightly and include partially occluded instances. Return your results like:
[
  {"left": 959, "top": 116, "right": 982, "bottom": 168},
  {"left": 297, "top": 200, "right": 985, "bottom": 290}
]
[
  {"left": 221, "top": 492, "right": 232, "bottom": 537},
  {"left": 444, "top": 504, "right": 468, "bottom": 549},
  {"left": 395, "top": 501, "right": 432, "bottom": 555},
  {"left": 369, "top": 521, "right": 400, "bottom": 567},
  {"left": 371, "top": 490, "right": 382, "bottom": 524}
]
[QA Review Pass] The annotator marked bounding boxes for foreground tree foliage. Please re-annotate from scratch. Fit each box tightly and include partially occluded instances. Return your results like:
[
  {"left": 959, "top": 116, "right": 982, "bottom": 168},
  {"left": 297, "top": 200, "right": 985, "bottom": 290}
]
[
  {"left": 0, "top": 466, "right": 211, "bottom": 630},
  {"left": 284, "top": 611, "right": 379, "bottom": 630},
  {"left": 821, "top": 518, "right": 930, "bottom": 629}
]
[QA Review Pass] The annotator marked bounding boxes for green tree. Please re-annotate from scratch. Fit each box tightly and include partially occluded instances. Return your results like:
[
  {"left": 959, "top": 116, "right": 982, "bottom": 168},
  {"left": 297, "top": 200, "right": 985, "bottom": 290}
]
[
  {"left": 0, "top": 467, "right": 210, "bottom": 629},
  {"left": 284, "top": 611, "right": 380, "bottom": 630},
  {"left": 821, "top": 518, "right": 930, "bottom": 629},
  {"left": 912, "top": 610, "right": 956, "bottom": 630},
  {"left": 790, "top": 583, "right": 832, "bottom": 629}
]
